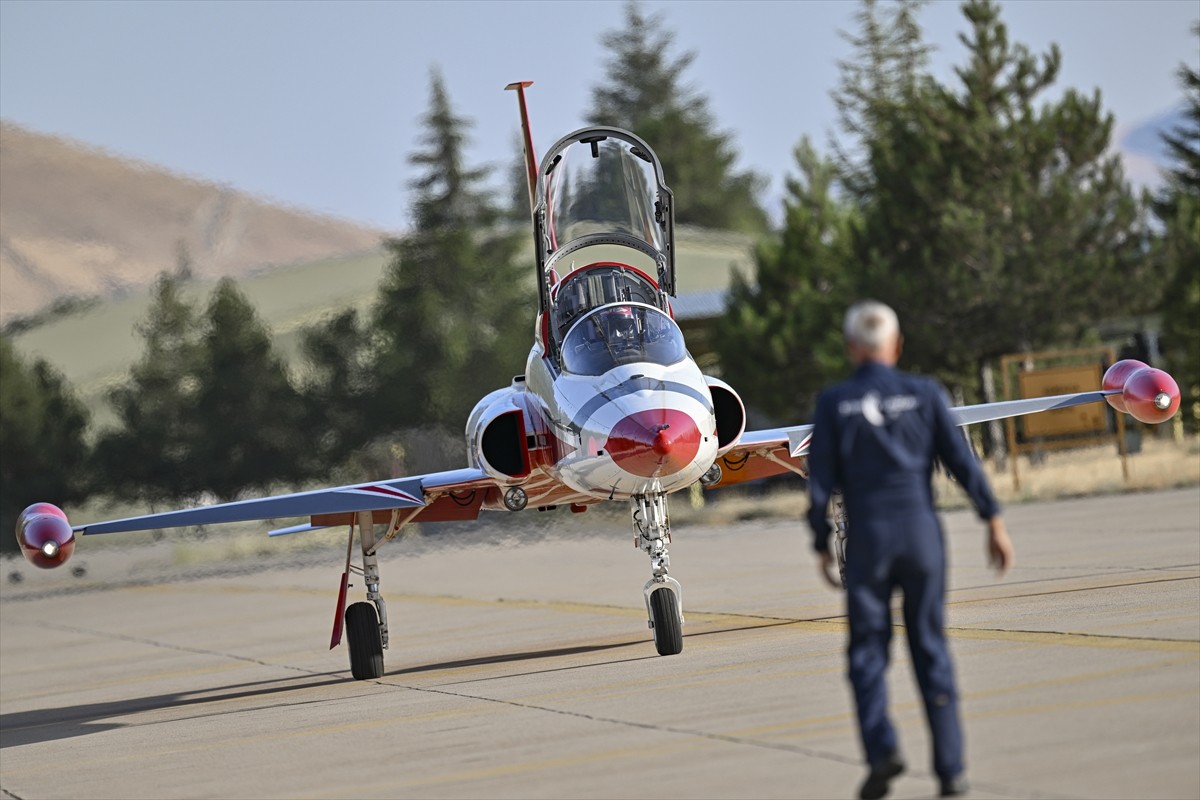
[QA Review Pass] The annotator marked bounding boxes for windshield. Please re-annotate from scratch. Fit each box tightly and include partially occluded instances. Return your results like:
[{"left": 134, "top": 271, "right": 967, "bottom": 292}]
[
  {"left": 561, "top": 304, "right": 687, "bottom": 376},
  {"left": 545, "top": 135, "right": 663, "bottom": 255}
]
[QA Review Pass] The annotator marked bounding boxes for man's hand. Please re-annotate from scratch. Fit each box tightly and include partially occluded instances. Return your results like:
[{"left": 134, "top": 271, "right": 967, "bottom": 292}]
[
  {"left": 986, "top": 516, "right": 1014, "bottom": 576},
  {"left": 818, "top": 549, "right": 842, "bottom": 589}
]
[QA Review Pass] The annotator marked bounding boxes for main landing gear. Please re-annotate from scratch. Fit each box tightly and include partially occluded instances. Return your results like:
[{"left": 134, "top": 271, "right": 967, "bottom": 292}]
[
  {"left": 831, "top": 492, "right": 849, "bottom": 588},
  {"left": 633, "top": 493, "right": 684, "bottom": 655},
  {"left": 342, "top": 511, "right": 390, "bottom": 680}
]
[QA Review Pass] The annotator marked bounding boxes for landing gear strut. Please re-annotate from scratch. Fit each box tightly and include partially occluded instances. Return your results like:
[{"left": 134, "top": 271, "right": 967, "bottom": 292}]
[
  {"left": 633, "top": 493, "right": 683, "bottom": 655},
  {"left": 831, "top": 492, "right": 848, "bottom": 589},
  {"left": 345, "top": 510, "right": 388, "bottom": 680}
]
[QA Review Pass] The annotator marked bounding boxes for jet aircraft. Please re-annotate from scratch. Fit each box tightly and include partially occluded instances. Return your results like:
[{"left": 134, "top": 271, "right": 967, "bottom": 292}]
[{"left": 16, "top": 83, "right": 1182, "bottom": 681}]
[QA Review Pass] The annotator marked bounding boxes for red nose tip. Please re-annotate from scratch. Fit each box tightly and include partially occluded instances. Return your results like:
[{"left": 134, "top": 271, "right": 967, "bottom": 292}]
[{"left": 606, "top": 409, "right": 702, "bottom": 477}]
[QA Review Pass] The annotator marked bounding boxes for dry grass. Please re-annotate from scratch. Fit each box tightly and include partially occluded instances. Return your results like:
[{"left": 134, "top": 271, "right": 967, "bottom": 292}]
[{"left": 940, "top": 434, "right": 1200, "bottom": 508}]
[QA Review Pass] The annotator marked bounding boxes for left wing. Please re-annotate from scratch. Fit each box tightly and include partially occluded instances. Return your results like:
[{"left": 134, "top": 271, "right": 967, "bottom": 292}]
[
  {"left": 76, "top": 468, "right": 498, "bottom": 536},
  {"left": 706, "top": 388, "right": 1121, "bottom": 490}
]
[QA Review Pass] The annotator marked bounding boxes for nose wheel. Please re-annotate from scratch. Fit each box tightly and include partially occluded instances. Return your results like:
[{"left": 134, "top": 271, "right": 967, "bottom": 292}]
[
  {"left": 647, "top": 582, "right": 683, "bottom": 655},
  {"left": 633, "top": 493, "right": 684, "bottom": 655}
]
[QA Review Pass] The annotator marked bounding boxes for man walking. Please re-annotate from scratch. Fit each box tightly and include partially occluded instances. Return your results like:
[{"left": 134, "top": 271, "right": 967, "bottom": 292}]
[{"left": 806, "top": 300, "right": 1014, "bottom": 799}]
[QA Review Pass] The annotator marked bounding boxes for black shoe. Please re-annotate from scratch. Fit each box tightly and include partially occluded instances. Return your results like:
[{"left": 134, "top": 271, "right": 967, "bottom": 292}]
[
  {"left": 939, "top": 774, "right": 969, "bottom": 797},
  {"left": 858, "top": 753, "right": 905, "bottom": 800}
]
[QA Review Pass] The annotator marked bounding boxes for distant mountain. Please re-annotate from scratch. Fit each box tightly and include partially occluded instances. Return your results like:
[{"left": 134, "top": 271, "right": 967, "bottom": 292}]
[{"left": 0, "top": 121, "right": 389, "bottom": 323}]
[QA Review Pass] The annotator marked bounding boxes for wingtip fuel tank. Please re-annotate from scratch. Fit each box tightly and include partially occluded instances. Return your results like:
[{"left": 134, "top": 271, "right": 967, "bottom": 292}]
[
  {"left": 1102, "top": 359, "right": 1181, "bottom": 424},
  {"left": 16, "top": 503, "right": 75, "bottom": 569}
]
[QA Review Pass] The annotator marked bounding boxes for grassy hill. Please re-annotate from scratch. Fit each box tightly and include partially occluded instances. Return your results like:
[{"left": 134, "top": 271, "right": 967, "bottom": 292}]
[
  {"left": 11, "top": 226, "right": 757, "bottom": 427},
  {"left": 0, "top": 121, "right": 387, "bottom": 324},
  {"left": 11, "top": 249, "right": 388, "bottom": 425}
]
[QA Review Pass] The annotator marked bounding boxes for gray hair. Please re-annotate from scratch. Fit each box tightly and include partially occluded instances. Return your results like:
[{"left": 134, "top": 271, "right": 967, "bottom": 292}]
[{"left": 843, "top": 300, "right": 900, "bottom": 351}]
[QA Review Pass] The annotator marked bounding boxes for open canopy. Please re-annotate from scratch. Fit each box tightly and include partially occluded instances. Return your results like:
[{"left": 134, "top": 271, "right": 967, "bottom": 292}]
[{"left": 534, "top": 127, "right": 676, "bottom": 315}]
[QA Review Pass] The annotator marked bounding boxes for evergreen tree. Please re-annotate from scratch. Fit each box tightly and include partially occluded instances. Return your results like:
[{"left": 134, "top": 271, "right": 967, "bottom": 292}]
[
  {"left": 371, "top": 70, "right": 534, "bottom": 436},
  {"left": 840, "top": 0, "right": 1154, "bottom": 391},
  {"left": 92, "top": 272, "right": 205, "bottom": 503},
  {"left": 191, "top": 278, "right": 310, "bottom": 500},
  {"left": 1156, "top": 25, "right": 1200, "bottom": 424},
  {"left": 96, "top": 274, "right": 311, "bottom": 503},
  {"left": 588, "top": 1, "right": 768, "bottom": 233},
  {"left": 299, "top": 308, "right": 374, "bottom": 467},
  {"left": 0, "top": 335, "right": 90, "bottom": 554},
  {"left": 1157, "top": 25, "right": 1200, "bottom": 216},
  {"left": 715, "top": 139, "right": 856, "bottom": 420},
  {"left": 832, "top": 0, "right": 931, "bottom": 198},
  {"left": 505, "top": 131, "right": 534, "bottom": 224}
]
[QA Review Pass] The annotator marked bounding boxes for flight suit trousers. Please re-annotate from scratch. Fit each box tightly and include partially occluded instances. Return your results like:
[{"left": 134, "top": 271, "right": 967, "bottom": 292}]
[{"left": 845, "top": 541, "right": 964, "bottom": 779}]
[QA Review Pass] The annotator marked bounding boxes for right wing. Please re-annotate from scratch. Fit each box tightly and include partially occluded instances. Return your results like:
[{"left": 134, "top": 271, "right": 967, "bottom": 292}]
[{"left": 705, "top": 388, "right": 1123, "bottom": 490}]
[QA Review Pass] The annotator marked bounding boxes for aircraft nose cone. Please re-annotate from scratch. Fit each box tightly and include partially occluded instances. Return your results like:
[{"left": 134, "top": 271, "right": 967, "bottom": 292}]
[{"left": 606, "top": 409, "right": 702, "bottom": 478}]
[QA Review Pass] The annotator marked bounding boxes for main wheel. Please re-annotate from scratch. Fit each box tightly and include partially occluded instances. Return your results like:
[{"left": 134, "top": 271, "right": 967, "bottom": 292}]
[
  {"left": 345, "top": 601, "right": 384, "bottom": 680},
  {"left": 649, "top": 587, "right": 683, "bottom": 656}
]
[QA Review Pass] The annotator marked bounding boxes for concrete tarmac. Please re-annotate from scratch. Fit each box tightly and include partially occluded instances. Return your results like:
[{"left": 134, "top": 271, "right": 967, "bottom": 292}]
[{"left": 2, "top": 488, "right": 1197, "bottom": 799}]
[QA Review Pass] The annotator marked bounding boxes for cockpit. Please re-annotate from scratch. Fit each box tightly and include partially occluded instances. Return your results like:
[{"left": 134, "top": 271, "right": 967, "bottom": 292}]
[
  {"left": 561, "top": 303, "right": 687, "bottom": 376},
  {"left": 531, "top": 127, "right": 678, "bottom": 368}
]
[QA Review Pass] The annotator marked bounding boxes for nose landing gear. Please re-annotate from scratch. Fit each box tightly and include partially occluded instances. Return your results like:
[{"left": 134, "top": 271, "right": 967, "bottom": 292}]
[
  {"left": 633, "top": 493, "right": 684, "bottom": 655},
  {"left": 831, "top": 492, "right": 848, "bottom": 588}
]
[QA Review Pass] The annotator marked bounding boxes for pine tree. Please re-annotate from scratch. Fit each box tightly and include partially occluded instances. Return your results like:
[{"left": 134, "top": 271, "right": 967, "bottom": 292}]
[
  {"left": 299, "top": 308, "right": 374, "bottom": 467},
  {"left": 838, "top": 0, "right": 1155, "bottom": 392},
  {"left": 715, "top": 139, "right": 856, "bottom": 420},
  {"left": 92, "top": 272, "right": 205, "bottom": 503},
  {"left": 191, "top": 278, "right": 310, "bottom": 500},
  {"left": 371, "top": 70, "right": 534, "bottom": 437},
  {"left": 588, "top": 1, "right": 768, "bottom": 233},
  {"left": 1156, "top": 24, "right": 1200, "bottom": 425},
  {"left": 0, "top": 335, "right": 90, "bottom": 554},
  {"left": 832, "top": 0, "right": 931, "bottom": 198}
]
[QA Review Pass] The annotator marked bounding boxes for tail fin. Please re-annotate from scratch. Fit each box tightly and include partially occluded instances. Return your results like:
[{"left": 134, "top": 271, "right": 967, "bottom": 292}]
[{"left": 505, "top": 81, "right": 537, "bottom": 216}]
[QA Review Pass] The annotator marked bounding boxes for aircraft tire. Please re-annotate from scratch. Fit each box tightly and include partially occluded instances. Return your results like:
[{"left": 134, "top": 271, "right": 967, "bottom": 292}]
[
  {"left": 345, "top": 601, "right": 384, "bottom": 680},
  {"left": 649, "top": 587, "right": 683, "bottom": 656}
]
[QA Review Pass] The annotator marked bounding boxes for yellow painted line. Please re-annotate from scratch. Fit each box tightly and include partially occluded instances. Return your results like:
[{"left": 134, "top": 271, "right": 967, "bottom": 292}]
[
  {"left": 522, "top": 661, "right": 846, "bottom": 707},
  {"left": 1095, "top": 611, "right": 1200, "bottom": 630},
  {"left": 770, "top": 686, "right": 1200, "bottom": 744},
  {"left": 79, "top": 580, "right": 1200, "bottom": 656},
  {"left": 946, "top": 625, "right": 1200, "bottom": 653},
  {"left": 308, "top": 735, "right": 706, "bottom": 797},
  {"left": 6, "top": 659, "right": 253, "bottom": 702},
  {"left": 0, "top": 696, "right": 512, "bottom": 775},
  {"left": 731, "top": 655, "right": 1197, "bottom": 742},
  {"left": 971, "top": 687, "right": 1200, "bottom": 720},
  {"left": 946, "top": 572, "right": 1200, "bottom": 606}
]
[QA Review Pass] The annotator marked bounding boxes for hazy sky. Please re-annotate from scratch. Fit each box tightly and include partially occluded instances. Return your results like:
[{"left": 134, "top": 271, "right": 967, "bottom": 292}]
[{"left": 2, "top": 0, "right": 1196, "bottom": 230}]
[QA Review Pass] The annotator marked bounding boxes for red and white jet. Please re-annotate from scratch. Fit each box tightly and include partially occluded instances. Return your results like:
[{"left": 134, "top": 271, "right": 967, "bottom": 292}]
[{"left": 17, "top": 84, "right": 1182, "bottom": 680}]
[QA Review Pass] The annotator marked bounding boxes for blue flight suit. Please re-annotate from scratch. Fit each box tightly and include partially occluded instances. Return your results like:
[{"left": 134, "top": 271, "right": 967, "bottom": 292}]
[{"left": 806, "top": 360, "right": 999, "bottom": 781}]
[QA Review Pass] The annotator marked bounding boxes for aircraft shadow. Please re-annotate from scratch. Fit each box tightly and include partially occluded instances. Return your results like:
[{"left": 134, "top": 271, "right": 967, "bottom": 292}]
[
  {"left": 0, "top": 671, "right": 349, "bottom": 749},
  {"left": 399, "top": 619, "right": 804, "bottom": 685},
  {"left": 1, "top": 619, "right": 804, "bottom": 748},
  {"left": 388, "top": 638, "right": 656, "bottom": 678}
]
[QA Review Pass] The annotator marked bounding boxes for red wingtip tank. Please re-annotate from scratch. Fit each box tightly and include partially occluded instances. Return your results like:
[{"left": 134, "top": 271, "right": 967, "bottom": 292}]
[
  {"left": 1102, "top": 359, "right": 1181, "bottom": 424},
  {"left": 15, "top": 503, "right": 76, "bottom": 569}
]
